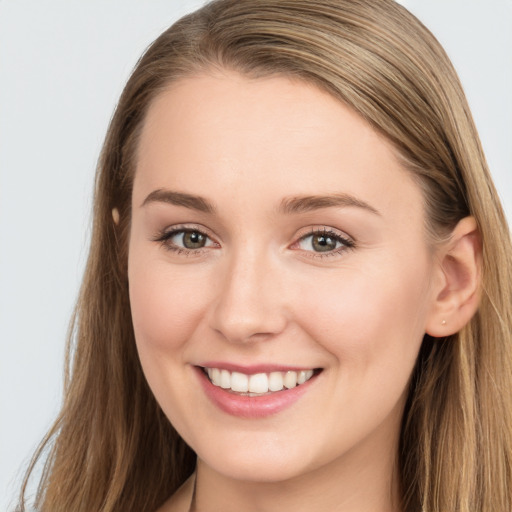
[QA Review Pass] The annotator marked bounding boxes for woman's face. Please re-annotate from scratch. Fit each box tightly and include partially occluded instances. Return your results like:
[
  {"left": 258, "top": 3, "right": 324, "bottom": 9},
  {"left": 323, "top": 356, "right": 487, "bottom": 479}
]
[{"left": 128, "top": 72, "right": 440, "bottom": 483}]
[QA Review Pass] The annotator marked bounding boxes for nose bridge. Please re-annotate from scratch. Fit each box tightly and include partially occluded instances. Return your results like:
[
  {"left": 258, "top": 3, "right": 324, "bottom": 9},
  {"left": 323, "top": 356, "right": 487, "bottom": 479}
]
[{"left": 209, "top": 242, "right": 286, "bottom": 343}]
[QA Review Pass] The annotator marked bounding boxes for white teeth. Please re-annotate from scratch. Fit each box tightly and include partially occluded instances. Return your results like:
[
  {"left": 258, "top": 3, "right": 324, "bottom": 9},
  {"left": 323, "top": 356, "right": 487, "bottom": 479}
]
[
  {"left": 211, "top": 368, "right": 221, "bottom": 384},
  {"left": 231, "top": 372, "right": 249, "bottom": 392},
  {"left": 268, "top": 371, "right": 284, "bottom": 392},
  {"left": 220, "top": 369, "right": 231, "bottom": 389},
  {"left": 249, "top": 373, "right": 268, "bottom": 393},
  {"left": 284, "top": 371, "right": 297, "bottom": 389},
  {"left": 205, "top": 367, "right": 316, "bottom": 394}
]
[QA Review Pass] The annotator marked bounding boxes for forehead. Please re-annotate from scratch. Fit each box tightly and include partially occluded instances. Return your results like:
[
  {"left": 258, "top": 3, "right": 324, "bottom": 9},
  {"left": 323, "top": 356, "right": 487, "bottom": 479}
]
[{"left": 134, "top": 71, "right": 423, "bottom": 222}]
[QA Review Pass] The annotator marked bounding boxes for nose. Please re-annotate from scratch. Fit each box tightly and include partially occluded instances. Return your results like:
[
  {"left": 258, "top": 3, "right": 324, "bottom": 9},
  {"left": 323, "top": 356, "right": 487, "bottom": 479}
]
[{"left": 208, "top": 248, "right": 288, "bottom": 344}]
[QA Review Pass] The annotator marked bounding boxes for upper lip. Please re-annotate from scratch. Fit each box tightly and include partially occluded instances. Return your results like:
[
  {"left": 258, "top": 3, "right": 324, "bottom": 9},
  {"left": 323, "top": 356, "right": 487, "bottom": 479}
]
[{"left": 197, "top": 362, "right": 321, "bottom": 374}]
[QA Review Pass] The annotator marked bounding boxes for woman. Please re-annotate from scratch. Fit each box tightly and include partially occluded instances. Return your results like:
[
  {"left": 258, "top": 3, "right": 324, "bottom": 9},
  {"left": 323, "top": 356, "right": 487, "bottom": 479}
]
[{"left": 18, "top": 0, "right": 512, "bottom": 511}]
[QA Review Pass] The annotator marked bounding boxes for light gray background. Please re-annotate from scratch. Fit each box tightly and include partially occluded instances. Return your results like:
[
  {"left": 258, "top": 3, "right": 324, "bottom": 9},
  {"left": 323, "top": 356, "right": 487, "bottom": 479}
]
[{"left": 1, "top": 1, "right": 510, "bottom": 510}]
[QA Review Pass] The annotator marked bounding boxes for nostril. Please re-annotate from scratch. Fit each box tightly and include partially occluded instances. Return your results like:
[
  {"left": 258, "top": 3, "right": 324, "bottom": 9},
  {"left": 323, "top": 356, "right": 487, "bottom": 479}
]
[
  {"left": 209, "top": 312, "right": 288, "bottom": 344},
  {"left": 207, "top": 261, "right": 288, "bottom": 343}
]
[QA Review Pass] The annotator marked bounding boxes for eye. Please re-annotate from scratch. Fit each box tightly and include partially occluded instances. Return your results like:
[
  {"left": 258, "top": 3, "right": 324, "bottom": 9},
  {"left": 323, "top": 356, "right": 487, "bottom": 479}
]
[
  {"left": 172, "top": 230, "right": 209, "bottom": 249},
  {"left": 154, "top": 227, "right": 218, "bottom": 253},
  {"left": 294, "top": 228, "right": 354, "bottom": 256}
]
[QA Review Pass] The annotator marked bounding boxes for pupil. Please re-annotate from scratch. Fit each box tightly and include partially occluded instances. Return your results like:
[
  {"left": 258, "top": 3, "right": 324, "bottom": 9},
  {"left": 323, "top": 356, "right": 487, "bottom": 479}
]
[
  {"left": 183, "top": 231, "right": 206, "bottom": 249},
  {"left": 312, "top": 234, "right": 336, "bottom": 252}
]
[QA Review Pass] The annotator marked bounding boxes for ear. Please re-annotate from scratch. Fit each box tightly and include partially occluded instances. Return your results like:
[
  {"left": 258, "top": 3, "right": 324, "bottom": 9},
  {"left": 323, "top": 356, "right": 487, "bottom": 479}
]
[
  {"left": 112, "top": 208, "right": 120, "bottom": 225},
  {"left": 426, "top": 216, "right": 482, "bottom": 337}
]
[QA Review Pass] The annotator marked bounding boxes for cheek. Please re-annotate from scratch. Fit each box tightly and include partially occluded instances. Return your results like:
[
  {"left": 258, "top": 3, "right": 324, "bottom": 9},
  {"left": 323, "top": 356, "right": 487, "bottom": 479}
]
[
  {"left": 289, "top": 257, "right": 433, "bottom": 445},
  {"left": 127, "top": 252, "right": 213, "bottom": 435},
  {"left": 128, "top": 254, "right": 210, "bottom": 356},
  {"left": 295, "top": 255, "right": 433, "bottom": 370}
]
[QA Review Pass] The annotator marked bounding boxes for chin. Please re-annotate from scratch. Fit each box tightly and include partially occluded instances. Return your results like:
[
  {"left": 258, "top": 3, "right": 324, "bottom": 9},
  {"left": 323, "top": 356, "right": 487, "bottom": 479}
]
[
  {"left": 201, "top": 454, "right": 308, "bottom": 484},
  {"left": 193, "top": 431, "right": 323, "bottom": 484}
]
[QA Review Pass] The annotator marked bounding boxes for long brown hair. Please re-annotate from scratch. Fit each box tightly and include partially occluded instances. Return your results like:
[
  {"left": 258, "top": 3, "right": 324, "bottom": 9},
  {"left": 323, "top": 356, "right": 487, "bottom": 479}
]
[{"left": 18, "top": 1, "right": 512, "bottom": 511}]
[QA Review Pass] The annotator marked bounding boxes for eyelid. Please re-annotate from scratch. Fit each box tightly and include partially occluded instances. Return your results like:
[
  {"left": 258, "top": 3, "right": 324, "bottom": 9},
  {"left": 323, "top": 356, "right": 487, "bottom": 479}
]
[
  {"left": 294, "top": 224, "right": 353, "bottom": 240},
  {"left": 155, "top": 222, "right": 217, "bottom": 238}
]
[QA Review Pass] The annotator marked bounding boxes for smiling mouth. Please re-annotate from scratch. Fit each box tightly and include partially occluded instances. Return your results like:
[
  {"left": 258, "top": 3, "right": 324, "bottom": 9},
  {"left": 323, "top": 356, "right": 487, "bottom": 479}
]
[{"left": 201, "top": 367, "right": 321, "bottom": 396}]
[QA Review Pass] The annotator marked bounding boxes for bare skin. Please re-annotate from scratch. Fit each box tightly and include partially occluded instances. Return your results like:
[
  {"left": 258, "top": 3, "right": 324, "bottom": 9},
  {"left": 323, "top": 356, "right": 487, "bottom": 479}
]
[
  {"left": 157, "top": 475, "right": 195, "bottom": 512},
  {"left": 131, "top": 72, "right": 480, "bottom": 512}
]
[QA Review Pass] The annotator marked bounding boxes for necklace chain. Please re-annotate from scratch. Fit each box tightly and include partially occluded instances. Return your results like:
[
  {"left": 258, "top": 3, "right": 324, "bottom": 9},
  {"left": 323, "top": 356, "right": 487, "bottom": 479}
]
[{"left": 187, "top": 473, "right": 197, "bottom": 512}]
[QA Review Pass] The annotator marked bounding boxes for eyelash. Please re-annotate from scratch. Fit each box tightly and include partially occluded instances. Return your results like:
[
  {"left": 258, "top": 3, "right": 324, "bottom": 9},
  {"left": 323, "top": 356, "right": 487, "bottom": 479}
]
[{"left": 153, "top": 226, "right": 355, "bottom": 259}]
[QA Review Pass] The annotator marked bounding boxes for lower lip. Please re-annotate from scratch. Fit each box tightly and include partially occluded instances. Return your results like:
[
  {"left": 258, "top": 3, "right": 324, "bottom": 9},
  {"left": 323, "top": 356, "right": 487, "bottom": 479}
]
[{"left": 195, "top": 367, "right": 318, "bottom": 418}]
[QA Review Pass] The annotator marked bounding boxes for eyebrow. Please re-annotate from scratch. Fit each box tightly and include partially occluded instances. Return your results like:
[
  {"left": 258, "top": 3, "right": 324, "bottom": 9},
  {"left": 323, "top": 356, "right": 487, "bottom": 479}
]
[
  {"left": 279, "top": 193, "right": 380, "bottom": 216},
  {"left": 141, "top": 189, "right": 216, "bottom": 213},
  {"left": 141, "top": 188, "right": 380, "bottom": 216}
]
